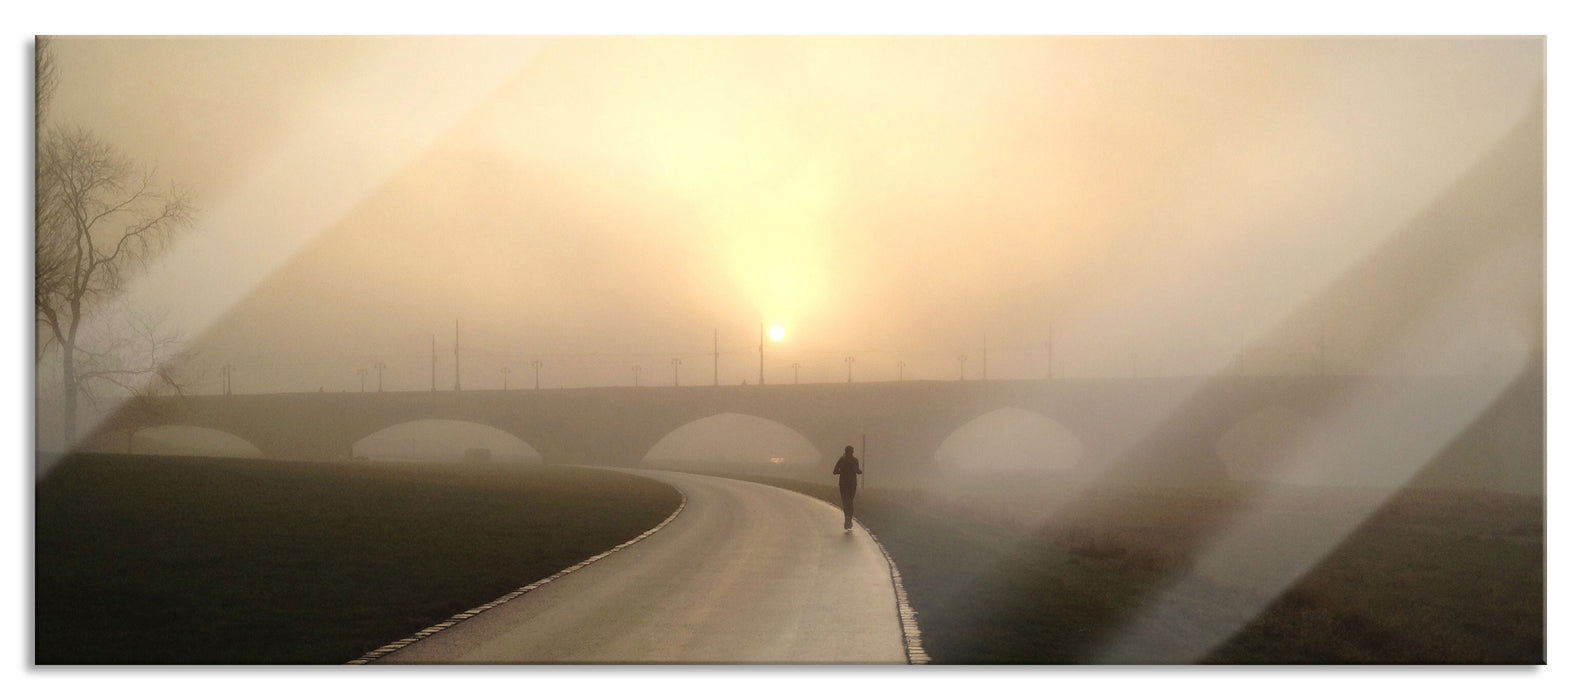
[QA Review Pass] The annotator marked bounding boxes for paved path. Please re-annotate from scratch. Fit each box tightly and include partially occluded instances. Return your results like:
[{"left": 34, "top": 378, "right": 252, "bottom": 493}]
[{"left": 375, "top": 468, "right": 908, "bottom": 664}]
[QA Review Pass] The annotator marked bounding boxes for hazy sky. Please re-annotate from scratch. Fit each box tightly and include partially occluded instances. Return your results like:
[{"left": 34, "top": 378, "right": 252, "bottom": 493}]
[{"left": 41, "top": 36, "right": 1543, "bottom": 396}]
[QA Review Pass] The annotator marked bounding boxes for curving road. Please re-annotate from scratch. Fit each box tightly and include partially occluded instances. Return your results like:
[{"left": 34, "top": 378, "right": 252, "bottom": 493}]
[{"left": 374, "top": 468, "right": 908, "bottom": 664}]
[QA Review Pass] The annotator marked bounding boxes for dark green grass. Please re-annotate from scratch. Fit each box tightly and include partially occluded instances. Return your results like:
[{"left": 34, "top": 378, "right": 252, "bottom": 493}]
[
  {"left": 35, "top": 453, "right": 680, "bottom": 664},
  {"left": 1207, "top": 489, "right": 1545, "bottom": 663},
  {"left": 715, "top": 470, "right": 1542, "bottom": 664}
]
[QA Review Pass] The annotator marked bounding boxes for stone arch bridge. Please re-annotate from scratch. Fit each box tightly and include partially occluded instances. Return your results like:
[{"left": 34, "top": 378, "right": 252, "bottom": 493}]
[{"left": 92, "top": 374, "right": 1534, "bottom": 487}]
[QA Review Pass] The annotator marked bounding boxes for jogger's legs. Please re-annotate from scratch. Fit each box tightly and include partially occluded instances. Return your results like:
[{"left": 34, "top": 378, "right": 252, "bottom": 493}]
[{"left": 840, "top": 486, "right": 856, "bottom": 529}]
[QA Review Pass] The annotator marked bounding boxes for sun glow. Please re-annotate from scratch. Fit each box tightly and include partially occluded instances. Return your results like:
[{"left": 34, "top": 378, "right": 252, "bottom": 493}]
[{"left": 768, "top": 324, "right": 786, "bottom": 342}]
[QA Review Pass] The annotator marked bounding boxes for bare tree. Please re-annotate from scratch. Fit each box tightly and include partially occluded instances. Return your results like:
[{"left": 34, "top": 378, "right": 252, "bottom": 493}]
[
  {"left": 36, "top": 37, "right": 56, "bottom": 132},
  {"left": 36, "top": 125, "right": 193, "bottom": 445},
  {"left": 35, "top": 37, "right": 65, "bottom": 364},
  {"left": 93, "top": 308, "right": 201, "bottom": 452}
]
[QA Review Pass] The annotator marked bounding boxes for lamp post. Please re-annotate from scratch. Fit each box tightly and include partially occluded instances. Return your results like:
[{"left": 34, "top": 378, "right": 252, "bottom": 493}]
[
  {"left": 845, "top": 356, "right": 855, "bottom": 383},
  {"left": 531, "top": 359, "right": 543, "bottom": 389},
  {"left": 957, "top": 355, "right": 966, "bottom": 381},
  {"left": 672, "top": 357, "right": 682, "bottom": 386},
  {"left": 792, "top": 362, "right": 800, "bottom": 385},
  {"left": 633, "top": 364, "right": 641, "bottom": 387},
  {"left": 375, "top": 362, "right": 386, "bottom": 392},
  {"left": 358, "top": 368, "right": 367, "bottom": 393},
  {"left": 500, "top": 366, "right": 510, "bottom": 390},
  {"left": 897, "top": 360, "right": 906, "bottom": 381}
]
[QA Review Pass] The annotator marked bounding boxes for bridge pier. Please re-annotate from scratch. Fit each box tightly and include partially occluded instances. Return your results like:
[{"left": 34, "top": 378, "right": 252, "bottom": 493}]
[{"left": 84, "top": 374, "right": 1540, "bottom": 495}]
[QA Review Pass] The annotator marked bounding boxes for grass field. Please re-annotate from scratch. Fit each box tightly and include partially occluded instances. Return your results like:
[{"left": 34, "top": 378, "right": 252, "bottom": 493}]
[
  {"left": 34, "top": 453, "right": 681, "bottom": 664},
  {"left": 712, "top": 468, "right": 1543, "bottom": 664}
]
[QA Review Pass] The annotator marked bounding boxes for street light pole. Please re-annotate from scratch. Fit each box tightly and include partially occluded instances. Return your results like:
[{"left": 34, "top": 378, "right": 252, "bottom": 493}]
[
  {"left": 672, "top": 357, "right": 682, "bottom": 386},
  {"left": 376, "top": 362, "right": 386, "bottom": 392},
  {"left": 792, "top": 362, "right": 800, "bottom": 385},
  {"left": 358, "top": 368, "right": 367, "bottom": 393},
  {"left": 531, "top": 359, "right": 543, "bottom": 389},
  {"left": 500, "top": 366, "right": 510, "bottom": 390},
  {"left": 957, "top": 355, "right": 966, "bottom": 381},
  {"left": 845, "top": 356, "right": 855, "bottom": 383},
  {"left": 759, "top": 323, "right": 765, "bottom": 386},
  {"left": 897, "top": 360, "right": 906, "bottom": 381},
  {"left": 633, "top": 364, "right": 641, "bottom": 387}
]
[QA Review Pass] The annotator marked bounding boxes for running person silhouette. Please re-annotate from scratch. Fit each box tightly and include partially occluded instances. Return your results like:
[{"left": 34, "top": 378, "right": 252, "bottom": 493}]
[{"left": 833, "top": 445, "right": 863, "bottom": 530}]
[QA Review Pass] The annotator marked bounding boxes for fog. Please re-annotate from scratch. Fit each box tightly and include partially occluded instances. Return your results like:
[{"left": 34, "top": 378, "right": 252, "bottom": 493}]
[
  {"left": 32, "top": 34, "right": 1549, "bottom": 668},
  {"left": 353, "top": 419, "right": 543, "bottom": 463},
  {"left": 37, "top": 37, "right": 1543, "bottom": 478}
]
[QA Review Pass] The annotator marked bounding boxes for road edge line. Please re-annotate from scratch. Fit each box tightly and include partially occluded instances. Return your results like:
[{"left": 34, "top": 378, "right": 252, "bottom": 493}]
[
  {"left": 684, "top": 471, "right": 931, "bottom": 666},
  {"left": 346, "top": 482, "right": 689, "bottom": 664},
  {"left": 854, "top": 517, "right": 932, "bottom": 665}
]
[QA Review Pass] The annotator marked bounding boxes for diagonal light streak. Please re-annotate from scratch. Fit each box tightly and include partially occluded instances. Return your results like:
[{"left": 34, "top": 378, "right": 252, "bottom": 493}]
[
  {"left": 1095, "top": 312, "right": 1533, "bottom": 663},
  {"left": 45, "top": 38, "right": 550, "bottom": 455},
  {"left": 914, "top": 92, "right": 1540, "bottom": 661},
  {"left": 1083, "top": 108, "right": 1543, "bottom": 661}
]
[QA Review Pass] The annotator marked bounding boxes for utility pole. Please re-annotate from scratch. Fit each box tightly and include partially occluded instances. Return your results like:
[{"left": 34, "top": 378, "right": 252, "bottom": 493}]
[
  {"left": 672, "top": 357, "right": 682, "bottom": 386},
  {"left": 500, "top": 366, "right": 510, "bottom": 390},
  {"left": 860, "top": 433, "right": 867, "bottom": 489},
  {"left": 531, "top": 360, "right": 543, "bottom": 389},
  {"left": 454, "top": 319, "right": 461, "bottom": 392},
  {"left": 713, "top": 328, "right": 719, "bottom": 387},
  {"left": 759, "top": 323, "right": 765, "bottom": 386},
  {"left": 375, "top": 362, "right": 386, "bottom": 392},
  {"left": 845, "top": 356, "right": 855, "bottom": 383},
  {"left": 792, "top": 362, "right": 800, "bottom": 385}
]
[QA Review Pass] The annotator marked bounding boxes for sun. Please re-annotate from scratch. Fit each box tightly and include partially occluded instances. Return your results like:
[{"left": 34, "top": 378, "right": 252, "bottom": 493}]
[{"left": 768, "top": 324, "right": 786, "bottom": 342}]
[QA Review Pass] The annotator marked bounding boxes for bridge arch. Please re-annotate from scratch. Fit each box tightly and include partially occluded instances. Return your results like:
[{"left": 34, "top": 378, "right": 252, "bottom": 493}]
[
  {"left": 352, "top": 419, "right": 544, "bottom": 463},
  {"left": 1215, "top": 404, "right": 1332, "bottom": 483},
  {"left": 641, "top": 412, "right": 822, "bottom": 474},
  {"left": 125, "top": 424, "right": 264, "bottom": 458},
  {"left": 933, "top": 407, "right": 1084, "bottom": 474}
]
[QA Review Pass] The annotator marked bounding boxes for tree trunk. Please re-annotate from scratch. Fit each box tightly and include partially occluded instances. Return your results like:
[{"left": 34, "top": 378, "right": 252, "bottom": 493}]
[{"left": 61, "top": 345, "right": 77, "bottom": 447}]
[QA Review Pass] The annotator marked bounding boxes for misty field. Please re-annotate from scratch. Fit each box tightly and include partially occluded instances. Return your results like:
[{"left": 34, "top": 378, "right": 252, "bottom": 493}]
[
  {"left": 34, "top": 454, "right": 680, "bottom": 664},
  {"left": 724, "top": 469, "right": 1543, "bottom": 664}
]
